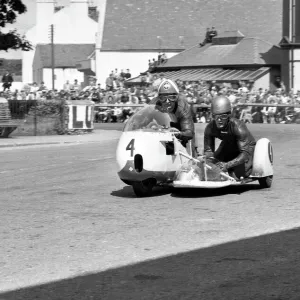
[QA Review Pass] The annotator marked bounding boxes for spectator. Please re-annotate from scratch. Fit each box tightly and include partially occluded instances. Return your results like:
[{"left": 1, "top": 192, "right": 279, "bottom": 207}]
[
  {"left": 120, "top": 91, "right": 130, "bottom": 103},
  {"left": 200, "top": 27, "right": 218, "bottom": 46},
  {"left": 38, "top": 81, "right": 47, "bottom": 91},
  {"left": 30, "top": 82, "right": 39, "bottom": 93},
  {"left": 160, "top": 53, "right": 168, "bottom": 64},
  {"left": 124, "top": 69, "right": 131, "bottom": 79},
  {"left": 72, "top": 79, "right": 81, "bottom": 91},
  {"left": 120, "top": 69, "right": 126, "bottom": 79},
  {"left": 2, "top": 70, "right": 13, "bottom": 91},
  {"left": 63, "top": 80, "right": 72, "bottom": 91},
  {"left": 106, "top": 74, "right": 114, "bottom": 91},
  {"left": 209, "top": 27, "right": 218, "bottom": 41}
]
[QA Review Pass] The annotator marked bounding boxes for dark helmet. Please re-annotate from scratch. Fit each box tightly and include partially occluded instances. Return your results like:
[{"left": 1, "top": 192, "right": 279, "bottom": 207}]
[{"left": 211, "top": 96, "right": 231, "bottom": 114}]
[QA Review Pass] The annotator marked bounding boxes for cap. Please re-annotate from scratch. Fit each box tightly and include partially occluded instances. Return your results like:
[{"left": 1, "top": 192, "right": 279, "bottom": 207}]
[{"left": 158, "top": 79, "right": 179, "bottom": 95}]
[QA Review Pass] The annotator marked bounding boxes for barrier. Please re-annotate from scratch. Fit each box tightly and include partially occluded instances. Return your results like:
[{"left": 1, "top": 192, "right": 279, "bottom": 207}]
[
  {"left": 5, "top": 99, "right": 95, "bottom": 136},
  {"left": 94, "top": 103, "right": 300, "bottom": 108},
  {"left": 0, "top": 97, "right": 18, "bottom": 138},
  {"left": 94, "top": 103, "right": 300, "bottom": 125}
]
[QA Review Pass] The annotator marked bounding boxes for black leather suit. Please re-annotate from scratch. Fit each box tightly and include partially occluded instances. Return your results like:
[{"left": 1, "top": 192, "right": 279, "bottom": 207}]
[{"left": 204, "top": 118, "right": 256, "bottom": 178}]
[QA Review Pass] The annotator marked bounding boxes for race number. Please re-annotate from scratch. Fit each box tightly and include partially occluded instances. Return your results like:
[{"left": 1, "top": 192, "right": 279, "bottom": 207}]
[{"left": 126, "top": 139, "right": 135, "bottom": 157}]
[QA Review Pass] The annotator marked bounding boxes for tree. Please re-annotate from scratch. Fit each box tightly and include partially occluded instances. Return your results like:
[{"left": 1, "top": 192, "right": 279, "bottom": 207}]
[{"left": 0, "top": 0, "right": 32, "bottom": 51}]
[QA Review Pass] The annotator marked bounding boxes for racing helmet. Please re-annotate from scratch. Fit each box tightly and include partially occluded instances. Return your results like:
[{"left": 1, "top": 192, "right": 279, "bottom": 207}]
[
  {"left": 158, "top": 79, "right": 179, "bottom": 95},
  {"left": 211, "top": 96, "right": 232, "bottom": 115}
]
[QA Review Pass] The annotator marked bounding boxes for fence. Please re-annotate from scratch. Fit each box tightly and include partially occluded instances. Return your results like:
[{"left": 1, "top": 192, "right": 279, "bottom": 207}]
[
  {"left": 94, "top": 103, "right": 300, "bottom": 124},
  {"left": 5, "top": 101, "right": 300, "bottom": 136},
  {"left": 7, "top": 99, "right": 66, "bottom": 136}
]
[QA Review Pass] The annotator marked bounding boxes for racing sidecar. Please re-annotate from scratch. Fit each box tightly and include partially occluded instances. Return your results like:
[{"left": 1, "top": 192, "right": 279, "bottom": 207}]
[
  {"left": 173, "top": 136, "right": 274, "bottom": 189},
  {"left": 116, "top": 105, "right": 274, "bottom": 197}
]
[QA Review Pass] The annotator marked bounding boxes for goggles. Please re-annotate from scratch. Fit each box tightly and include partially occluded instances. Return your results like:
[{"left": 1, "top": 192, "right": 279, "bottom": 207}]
[
  {"left": 159, "top": 94, "right": 178, "bottom": 102},
  {"left": 212, "top": 113, "right": 230, "bottom": 120}
]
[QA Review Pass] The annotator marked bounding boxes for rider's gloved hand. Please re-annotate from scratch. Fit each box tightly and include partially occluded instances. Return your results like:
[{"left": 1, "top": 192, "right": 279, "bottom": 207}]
[
  {"left": 215, "top": 161, "right": 228, "bottom": 172},
  {"left": 168, "top": 127, "right": 180, "bottom": 133},
  {"left": 168, "top": 127, "right": 182, "bottom": 138}
]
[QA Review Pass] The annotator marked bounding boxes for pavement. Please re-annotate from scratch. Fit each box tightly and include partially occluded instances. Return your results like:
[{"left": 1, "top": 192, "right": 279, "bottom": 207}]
[
  {"left": 0, "top": 124, "right": 300, "bottom": 299},
  {"left": 0, "top": 129, "right": 122, "bottom": 148}
]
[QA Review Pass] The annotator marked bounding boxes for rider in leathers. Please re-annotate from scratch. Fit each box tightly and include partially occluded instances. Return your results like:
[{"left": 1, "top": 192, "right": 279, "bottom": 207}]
[
  {"left": 204, "top": 96, "right": 256, "bottom": 179},
  {"left": 151, "top": 79, "right": 198, "bottom": 156}
]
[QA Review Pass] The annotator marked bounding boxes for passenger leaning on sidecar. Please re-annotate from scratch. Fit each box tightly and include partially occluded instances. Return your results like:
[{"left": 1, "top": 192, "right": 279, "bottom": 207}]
[
  {"left": 150, "top": 79, "right": 198, "bottom": 156},
  {"left": 204, "top": 96, "right": 257, "bottom": 180}
]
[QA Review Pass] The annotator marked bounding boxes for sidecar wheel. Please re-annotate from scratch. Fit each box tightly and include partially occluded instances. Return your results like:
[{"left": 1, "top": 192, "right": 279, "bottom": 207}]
[
  {"left": 258, "top": 175, "right": 273, "bottom": 188},
  {"left": 132, "top": 179, "right": 155, "bottom": 197}
]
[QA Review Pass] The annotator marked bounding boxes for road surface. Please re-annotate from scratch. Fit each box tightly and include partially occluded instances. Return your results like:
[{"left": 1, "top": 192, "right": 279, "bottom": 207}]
[{"left": 0, "top": 124, "right": 300, "bottom": 300}]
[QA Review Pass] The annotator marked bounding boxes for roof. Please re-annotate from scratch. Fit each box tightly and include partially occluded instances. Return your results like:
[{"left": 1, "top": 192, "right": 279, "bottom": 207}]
[
  {"left": 127, "top": 67, "right": 270, "bottom": 83},
  {"left": 157, "top": 37, "right": 282, "bottom": 68},
  {"left": 34, "top": 44, "right": 95, "bottom": 68},
  {"left": 101, "top": 0, "right": 283, "bottom": 50}
]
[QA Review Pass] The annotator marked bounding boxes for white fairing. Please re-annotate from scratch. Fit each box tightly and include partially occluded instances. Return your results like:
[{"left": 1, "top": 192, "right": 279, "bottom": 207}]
[
  {"left": 251, "top": 138, "right": 274, "bottom": 178},
  {"left": 116, "top": 131, "right": 187, "bottom": 172},
  {"left": 115, "top": 105, "right": 190, "bottom": 181}
]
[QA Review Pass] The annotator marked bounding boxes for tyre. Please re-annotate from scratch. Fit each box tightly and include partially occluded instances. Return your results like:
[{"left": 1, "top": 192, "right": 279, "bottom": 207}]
[
  {"left": 132, "top": 179, "right": 155, "bottom": 197},
  {"left": 258, "top": 175, "right": 273, "bottom": 188}
]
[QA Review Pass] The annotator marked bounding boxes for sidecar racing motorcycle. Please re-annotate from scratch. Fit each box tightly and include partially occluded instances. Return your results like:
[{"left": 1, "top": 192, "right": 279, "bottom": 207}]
[{"left": 116, "top": 105, "right": 274, "bottom": 197}]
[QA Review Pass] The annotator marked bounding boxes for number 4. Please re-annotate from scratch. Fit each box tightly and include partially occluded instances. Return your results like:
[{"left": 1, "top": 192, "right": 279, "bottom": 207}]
[{"left": 126, "top": 139, "right": 135, "bottom": 157}]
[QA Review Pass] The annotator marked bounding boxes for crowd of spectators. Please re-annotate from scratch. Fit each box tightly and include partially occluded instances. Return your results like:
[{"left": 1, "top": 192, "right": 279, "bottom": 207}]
[
  {"left": 1, "top": 71, "right": 300, "bottom": 124},
  {"left": 147, "top": 53, "right": 168, "bottom": 71}
]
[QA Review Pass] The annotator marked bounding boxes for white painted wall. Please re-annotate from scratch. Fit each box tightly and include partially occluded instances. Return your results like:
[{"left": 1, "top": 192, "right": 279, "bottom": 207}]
[
  {"left": 293, "top": 62, "right": 300, "bottom": 92},
  {"left": 293, "top": 50, "right": 300, "bottom": 91},
  {"left": 95, "top": 51, "right": 180, "bottom": 86},
  {"left": 253, "top": 72, "right": 270, "bottom": 90},
  {"left": 22, "top": 26, "right": 37, "bottom": 84},
  {"left": 36, "top": 0, "right": 55, "bottom": 39},
  {"left": 43, "top": 68, "right": 84, "bottom": 90},
  {"left": 294, "top": 49, "right": 300, "bottom": 61},
  {"left": 9, "top": 82, "right": 24, "bottom": 92},
  {"left": 22, "top": 0, "right": 97, "bottom": 85}
]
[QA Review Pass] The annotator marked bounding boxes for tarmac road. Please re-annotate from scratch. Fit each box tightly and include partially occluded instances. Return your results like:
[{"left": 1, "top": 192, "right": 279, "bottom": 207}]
[{"left": 1, "top": 124, "right": 300, "bottom": 299}]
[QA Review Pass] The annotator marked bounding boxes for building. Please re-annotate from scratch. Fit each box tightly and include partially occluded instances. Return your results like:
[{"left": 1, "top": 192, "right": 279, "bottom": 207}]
[
  {"left": 93, "top": 0, "right": 284, "bottom": 86},
  {"left": 22, "top": 0, "right": 98, "bottom": 89},
  {"left": 127, "top": 30, "right": 283, "bottom": 90},
  {"left": 280, "top": 0, "right": 300, "bottom": 91},
  {"left": 21, "top": 0, "right": 300, "bottom": 91}
]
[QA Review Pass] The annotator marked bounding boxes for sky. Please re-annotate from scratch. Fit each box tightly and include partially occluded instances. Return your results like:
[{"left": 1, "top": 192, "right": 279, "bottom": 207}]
[{"left": 0, "top": 0, "right": 69, "bottom": 59}]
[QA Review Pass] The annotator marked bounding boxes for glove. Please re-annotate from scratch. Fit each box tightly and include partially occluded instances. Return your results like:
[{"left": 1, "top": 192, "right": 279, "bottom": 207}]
[
  {"left": 168, "top": 128, "right": 182, "bottom": 138},
  {"left": 215, "top": 161, "right": 228, "bottom": 172},
  {"left": 168, "top": 127, "right": 180, "bottom": 133}
]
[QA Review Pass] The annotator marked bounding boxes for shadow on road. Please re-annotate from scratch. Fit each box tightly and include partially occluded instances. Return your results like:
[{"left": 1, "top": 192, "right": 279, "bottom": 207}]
[
  {"left": 111, "top": 185, "right": 173, "bottom": 198},
  {"left": 111, "top": 184, "right": 262, "bottom": 199},
  {"left": 171, "top": 183, "right": 262, "bottom": 198},
  {"left": 1, "top": 227, "right": 300, "bottom": 299}
]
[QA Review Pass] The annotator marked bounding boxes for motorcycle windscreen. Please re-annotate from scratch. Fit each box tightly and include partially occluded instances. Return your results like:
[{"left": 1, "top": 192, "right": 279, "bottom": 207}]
[
  {"left": 123, "top": 105, "right": 178, "bottom": 132},
  {"left": 174, "top": 160, "right": 227, "bottom": 182}
]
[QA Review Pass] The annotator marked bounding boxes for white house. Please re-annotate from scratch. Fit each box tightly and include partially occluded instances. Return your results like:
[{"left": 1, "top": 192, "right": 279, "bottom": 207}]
[{"left": 22, "top": 0, "right": 98, "bottom": 90}]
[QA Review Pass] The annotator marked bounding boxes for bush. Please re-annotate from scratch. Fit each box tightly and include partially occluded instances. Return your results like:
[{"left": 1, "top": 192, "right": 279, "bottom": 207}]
[{"left": 28, "top": 100, "right": 64, "bottom": 117}]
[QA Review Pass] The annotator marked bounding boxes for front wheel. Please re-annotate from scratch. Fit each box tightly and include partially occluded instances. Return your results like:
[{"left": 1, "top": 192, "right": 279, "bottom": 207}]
[
  {"left": 258, "top": 175, "right": 273, "bottom": 188},
  {"left": 132, "top": 179, "right": 155, "bottom": 197}
]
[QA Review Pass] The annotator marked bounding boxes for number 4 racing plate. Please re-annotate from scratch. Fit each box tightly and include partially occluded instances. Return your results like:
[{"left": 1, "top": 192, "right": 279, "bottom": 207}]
[{"left": 173, "top": 180, "right": 234, "bottom": 189}]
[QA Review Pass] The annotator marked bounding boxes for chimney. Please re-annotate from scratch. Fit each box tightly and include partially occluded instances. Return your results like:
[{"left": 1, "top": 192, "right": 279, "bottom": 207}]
[
  {"left": 70, "top": 0, "right": 89, "bottom": 17},
  {"left": 36, "top": 0, "right": 55, "bottom": 29}
]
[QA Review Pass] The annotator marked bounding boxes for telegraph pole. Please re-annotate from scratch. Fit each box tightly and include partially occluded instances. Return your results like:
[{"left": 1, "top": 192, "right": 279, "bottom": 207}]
[{"left": 50, "top": 24, "right": 55, "bottom": 90}]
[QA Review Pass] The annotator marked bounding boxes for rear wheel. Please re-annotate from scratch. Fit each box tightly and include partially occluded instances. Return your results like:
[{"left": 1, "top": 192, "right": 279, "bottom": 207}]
[
  {"left": 132, "top": 179, "right": 156, "bottom": 197},
  {"left": 258, "top": 175, "right": 273, "bottom": 188}
]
